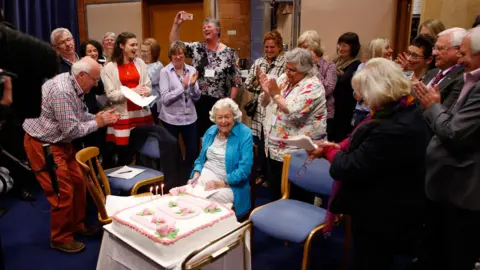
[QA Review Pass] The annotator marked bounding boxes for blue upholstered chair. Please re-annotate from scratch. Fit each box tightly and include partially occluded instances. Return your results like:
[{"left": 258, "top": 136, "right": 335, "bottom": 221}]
[
  {"left": 250, "top": 150, "right": 350, "bottom": 270},
  {"left": 77, "top": 146, "right": 164, "bottom": 196}
]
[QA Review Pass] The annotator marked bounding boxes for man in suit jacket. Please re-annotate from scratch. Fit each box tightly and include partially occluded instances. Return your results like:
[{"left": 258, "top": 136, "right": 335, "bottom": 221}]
[
  {"left": 413, "top": 27, "right": 480, "bottom": 270},
  {"left": 420, "top": 28, "right": 468, "bottom": 110}
]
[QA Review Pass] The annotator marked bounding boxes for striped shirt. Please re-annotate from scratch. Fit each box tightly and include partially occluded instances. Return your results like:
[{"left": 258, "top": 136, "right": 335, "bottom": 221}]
[
  {"left": 23, "top": 73, "right": 98, "bottom": 144},
  {"left": 244, "top": 54, "right": 286, "bottom": 137}
]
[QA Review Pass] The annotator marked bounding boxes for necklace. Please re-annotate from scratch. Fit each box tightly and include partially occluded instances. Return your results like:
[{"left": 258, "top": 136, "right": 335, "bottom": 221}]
[{"left": 216, "top": 133, "right": 228, "bottom": 140}]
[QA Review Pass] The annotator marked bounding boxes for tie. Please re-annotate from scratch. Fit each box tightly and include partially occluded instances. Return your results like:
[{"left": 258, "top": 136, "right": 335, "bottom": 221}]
[{"left": 431, "top": 71, "right": 445, "bottom": 87}]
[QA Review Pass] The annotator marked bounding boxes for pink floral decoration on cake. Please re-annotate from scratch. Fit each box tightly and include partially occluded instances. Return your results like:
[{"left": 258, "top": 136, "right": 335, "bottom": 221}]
[
  {"left": 204, "top": 201, "right": 221, "bottom": 213},
  {"left": 151, "top": 216, "right": 165, "bottom": 224},
  {"left": 137, "top": 208, "right": 154, "bottom": 216},
  {"left": 169, "top": 186, "right": 187, "bottom": 196},
  {"left": 156, "top": 223, "right": 176, "bottom": 237}
]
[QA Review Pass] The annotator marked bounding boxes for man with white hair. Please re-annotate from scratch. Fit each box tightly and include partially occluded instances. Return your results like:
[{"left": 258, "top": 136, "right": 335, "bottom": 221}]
[
  {"left": 50, "top": 27, "right": 78, "bottom": 73},
  {"left": 102, "top": 32, "right": 115, "bottom": 61},
  {"left": 413, "top": 27, "right": 480, "bottom": 270},
  {"left": 22, "top": 57, "right": 120, "bottom": 253},
  {"left": 419, "top": 27, "right": 467, "bottom": 109}
]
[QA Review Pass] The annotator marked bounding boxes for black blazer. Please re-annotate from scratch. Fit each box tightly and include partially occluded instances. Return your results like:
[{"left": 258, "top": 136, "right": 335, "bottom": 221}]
[
  {"left": 329, "top": 104, "right": 431, "bottom": 222},
  {"left": 422, "top": 66, "right": 464, "bottom": 110}
]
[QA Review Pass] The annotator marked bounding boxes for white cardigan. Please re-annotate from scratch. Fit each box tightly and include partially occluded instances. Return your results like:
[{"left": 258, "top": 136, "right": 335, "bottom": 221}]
[{"left": 101, "top": 58, "right": 152, "bottom": 113}]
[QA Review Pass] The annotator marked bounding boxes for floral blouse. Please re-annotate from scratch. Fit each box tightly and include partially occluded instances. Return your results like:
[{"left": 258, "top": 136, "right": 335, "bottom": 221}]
[
  {"left": 262, "top": 74, "right": 327, "bottom": 162},
  {"left": 184, "top": 42, "right": 242, "bottom": 99}
]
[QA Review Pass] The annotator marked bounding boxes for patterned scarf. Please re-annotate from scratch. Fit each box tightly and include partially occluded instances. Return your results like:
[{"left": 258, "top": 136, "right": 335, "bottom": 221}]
[
  {"left": 332, "top": 55, "right": 360, "bottom": 76},
  {"left": 322, "top": 94, "right": 415, "bottom": 237}
]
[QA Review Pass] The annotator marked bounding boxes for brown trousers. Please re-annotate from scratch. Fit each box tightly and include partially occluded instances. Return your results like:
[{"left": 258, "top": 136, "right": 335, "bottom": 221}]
[{"left": 24, "top": 134, "right": 86, "bottom": 243}]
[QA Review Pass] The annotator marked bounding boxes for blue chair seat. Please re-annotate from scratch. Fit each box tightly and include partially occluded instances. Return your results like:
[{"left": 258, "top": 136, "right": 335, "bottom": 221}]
[
  {"left": 251, "top": 199, "right": 327, "bottom": 243},
  {"left": 103, "top": 165, "right": 164, "bottom": 192}
]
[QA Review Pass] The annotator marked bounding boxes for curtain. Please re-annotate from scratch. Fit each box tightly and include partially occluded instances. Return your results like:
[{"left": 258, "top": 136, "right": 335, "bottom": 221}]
[{"left": 0, "top": 0, "right": 79, "bottom": 48}]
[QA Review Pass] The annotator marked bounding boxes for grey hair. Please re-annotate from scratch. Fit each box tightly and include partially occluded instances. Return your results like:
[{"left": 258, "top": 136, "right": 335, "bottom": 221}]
[
  {"left": 284, "top": 48, "right": 318, "bottom": 78},
  {"left": 50, "top": 28, "right": 73, "bottom": 46},
  {"left": 438, "top": 27, "right": 468, "bottom": 47},
  {"left": 71, "top": 61, "right": 92, "bottom": 76},
  {"left": 469, "top": 26, "right": 480, "bottom": 55},
  {"left": 103, "top": 32, "right": 116, "bottom": 41},
  {"left": 203, "top": 17, "right": 221, "bottom": 38},
  {"left": 209, "top": 98, "right": 242, "bottom": 123}
]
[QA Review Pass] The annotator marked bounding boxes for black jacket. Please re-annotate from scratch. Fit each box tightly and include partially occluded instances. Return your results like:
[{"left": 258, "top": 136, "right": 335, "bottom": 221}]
[{"left": 330, "top": 103, "right": 431, "bottom": 224}]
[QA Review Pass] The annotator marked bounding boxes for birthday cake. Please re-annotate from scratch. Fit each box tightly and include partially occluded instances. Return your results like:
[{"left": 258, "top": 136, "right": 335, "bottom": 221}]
[{"left": 112, "top": 187, "right": 237, "bottom": 262}]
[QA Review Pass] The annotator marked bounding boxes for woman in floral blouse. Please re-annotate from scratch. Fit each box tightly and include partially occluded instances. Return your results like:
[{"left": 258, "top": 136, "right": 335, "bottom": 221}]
[
  {"left": 259, "top": 48, "right": 327, "bottom": 200},
  {"left": 170, "top": 11, "right": 242, "bottom": 141}
]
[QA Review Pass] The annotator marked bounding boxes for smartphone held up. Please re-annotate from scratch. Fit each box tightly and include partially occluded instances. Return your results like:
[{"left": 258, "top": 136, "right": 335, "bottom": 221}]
[{"left": 181, "top": 13, "right": 193, "bottom": 20}]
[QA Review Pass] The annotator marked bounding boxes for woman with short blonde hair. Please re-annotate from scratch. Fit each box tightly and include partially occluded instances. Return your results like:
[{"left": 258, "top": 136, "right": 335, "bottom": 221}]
[
  {"left": 308, "top": 57, "right": 430, "bottom": 269},
  {"left": 364, "top": 38, "right": 393, "bottom": 60},
  {"left": 418, "top": 19, "right": 446, "bottom": 38}
]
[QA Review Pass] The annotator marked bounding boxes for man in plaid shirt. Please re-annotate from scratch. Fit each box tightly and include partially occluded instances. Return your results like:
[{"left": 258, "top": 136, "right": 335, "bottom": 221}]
[{"left": 23, "top": 57, "right": 119, "bottom": 253}]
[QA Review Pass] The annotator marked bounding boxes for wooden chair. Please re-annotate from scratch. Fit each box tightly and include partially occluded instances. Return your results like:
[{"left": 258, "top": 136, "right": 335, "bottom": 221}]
[
  {"left": 182, "top": 220, "right": 252, "bottom": 270},
  {"left": 75, "top": 147, "right": 152, "bottom": 224}
]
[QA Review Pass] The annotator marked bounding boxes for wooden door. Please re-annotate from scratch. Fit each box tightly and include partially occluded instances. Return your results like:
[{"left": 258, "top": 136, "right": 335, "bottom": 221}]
[{"left": 143, "top": 1, "right": 204, "bottom": 65}]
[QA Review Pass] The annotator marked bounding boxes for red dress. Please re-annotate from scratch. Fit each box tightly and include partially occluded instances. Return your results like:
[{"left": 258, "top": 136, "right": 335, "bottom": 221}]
[{"left": 106, "top": 62, "right": 154, "bottom": 145}]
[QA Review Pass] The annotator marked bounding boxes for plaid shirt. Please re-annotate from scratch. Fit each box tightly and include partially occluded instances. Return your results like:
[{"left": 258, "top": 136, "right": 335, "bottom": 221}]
[
  {"left": 244, "top": 54, "right": 286, "bottom": 137},
  {"left": 23, "top": 73, "right": 98, "bottom": 144},
  {"left": 316, "top": 57, "right": 337, "bottom": 119}
]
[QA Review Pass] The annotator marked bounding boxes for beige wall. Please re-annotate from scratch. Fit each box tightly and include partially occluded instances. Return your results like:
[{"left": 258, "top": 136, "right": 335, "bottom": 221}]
[
  {"left": 421, "top": 0, "right": 480, "bottom": 29},
  {"left": 86, "top": 1, "right": 143, "bottom": 43},
  {"left": 300, "top": 0, "right": 396, "bottom": 59}
]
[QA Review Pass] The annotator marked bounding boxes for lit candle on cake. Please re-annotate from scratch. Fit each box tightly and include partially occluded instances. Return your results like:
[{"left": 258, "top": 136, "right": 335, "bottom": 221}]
[
  {"left": 155, "top": 185, "right": 159, "bottom": 198},
  {"left": 150, "top": 186, "right": 153, "bottom": 200},
  {"left": 161, "top": 183, "right": 164, "bottom": 196}
]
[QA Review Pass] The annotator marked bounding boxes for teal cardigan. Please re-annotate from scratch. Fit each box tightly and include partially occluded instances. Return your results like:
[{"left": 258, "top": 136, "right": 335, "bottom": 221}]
[{"left": 191, "top": 122, "right": 253, "bottom": 216}]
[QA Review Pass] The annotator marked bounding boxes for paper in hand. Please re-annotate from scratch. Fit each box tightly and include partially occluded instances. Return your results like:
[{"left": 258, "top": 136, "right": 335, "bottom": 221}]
[
  {"left": 281, "top": 135, "right": 318, "bottom": 151},
  {"left": 121, "top": 86, "right": 157, "bottom": 107}
]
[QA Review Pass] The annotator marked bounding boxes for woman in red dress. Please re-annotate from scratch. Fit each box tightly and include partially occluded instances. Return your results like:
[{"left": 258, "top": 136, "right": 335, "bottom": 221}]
[{"left": 102, "top": 32, "right": 154, "bottom": 165}]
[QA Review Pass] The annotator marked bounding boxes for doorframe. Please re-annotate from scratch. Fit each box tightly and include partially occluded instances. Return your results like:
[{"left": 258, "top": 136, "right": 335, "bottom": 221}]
[{"left": 393, "top": 0, "right": 413, "bottom": 57}]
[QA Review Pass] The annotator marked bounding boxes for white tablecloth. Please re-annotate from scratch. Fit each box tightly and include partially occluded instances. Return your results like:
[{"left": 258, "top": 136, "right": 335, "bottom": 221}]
[{"left": 96, "top": 224, "right": 251, "bottom": 270}]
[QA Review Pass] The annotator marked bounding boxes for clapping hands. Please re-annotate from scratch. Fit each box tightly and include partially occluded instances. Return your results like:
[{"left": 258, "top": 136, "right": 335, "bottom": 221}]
[
  {"left": 95, "top": 108, "right": 120, "bottom": 128},
  {"left": 134, "top": 84, "right": 149, "bottom": 97}
]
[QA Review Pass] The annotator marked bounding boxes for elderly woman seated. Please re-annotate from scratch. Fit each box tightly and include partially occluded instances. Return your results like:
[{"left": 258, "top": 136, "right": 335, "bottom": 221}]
[
  {"left": 189, "top": 98, "right": 253, "bottom": 216},
  {"left": 308, "top": 58, "right": 430, "bottom": 270}
]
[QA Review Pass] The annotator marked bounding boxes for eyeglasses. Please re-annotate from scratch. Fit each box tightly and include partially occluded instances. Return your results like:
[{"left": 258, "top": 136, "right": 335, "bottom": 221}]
[
  {"left": 285, "top": 67, "right": 298, "bottom": 74},
  {"left": 337, "top": 43, "right": 350, "bottom": 49},
  {"left": 407, "top": 51, "right": 424, "bottom": 58},
  {"left": 296, "top": 157, "right": 312, "bottom": 178},
  {"left": 84, "top": 72, "right": 99, "bottom": 83},
  {"left": 57, "top": 37, "right": 73, "bottom": 47},
  {"left": 433, "top": 45, "right": 459, "bottom": 51}
]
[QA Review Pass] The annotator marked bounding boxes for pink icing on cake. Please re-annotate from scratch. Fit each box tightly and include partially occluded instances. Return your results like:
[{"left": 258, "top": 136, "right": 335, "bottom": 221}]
[
  {"left": 169, "top": 186, "right": 187, "bottom": 196},
  {"left": 112, "top": 194, "right": 235, "bottom": 245},
  {"left": 205, "top": 201, "right": 219, "bottom": 211},
  {"left": 155, "top": 219, "right": 177, "bottom": 237}
]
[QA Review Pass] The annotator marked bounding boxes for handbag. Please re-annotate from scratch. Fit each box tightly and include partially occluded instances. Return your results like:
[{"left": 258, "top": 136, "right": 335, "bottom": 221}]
[{"left": 244, "top": 98, "right": 258, "bottom": 117}]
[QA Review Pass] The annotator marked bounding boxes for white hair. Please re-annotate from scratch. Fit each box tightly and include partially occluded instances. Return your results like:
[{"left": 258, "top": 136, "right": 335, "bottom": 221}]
[
  {"left": 352, "top": 58, "right": 411, "bottom": 109},
  {"left": 297, "top": 30, "right": 324, "bottom": 57},
  {"left": 469, "top": 26, "right": 480, "bottom": 55},
  {"left": 103, "top": 32, "right": 116, "bottom": 41},
  {"left": 438, "top": 27, "right": 468, "bottom": 47},
  {"left": 209, "top": 98, "right": 242, "bottom": 123},
  {"left": 50, "top": 28, "right": 73, "bottom": 46},
  {"left": 284, "top": 48, "right": 318, "bottom": 77},
  {"left": 71, "top": 61, "right": 92, "bottom": 76}
]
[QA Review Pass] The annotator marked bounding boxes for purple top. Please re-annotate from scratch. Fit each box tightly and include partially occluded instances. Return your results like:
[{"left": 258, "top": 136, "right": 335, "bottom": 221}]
[{"left": 159, "top": 63, "right": 201, "bottom": 125}]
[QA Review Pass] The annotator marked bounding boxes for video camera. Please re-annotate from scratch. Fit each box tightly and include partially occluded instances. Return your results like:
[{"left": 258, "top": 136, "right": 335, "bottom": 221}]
[{"left": 0, "top": 22, "right": 59, "bottom": 120}]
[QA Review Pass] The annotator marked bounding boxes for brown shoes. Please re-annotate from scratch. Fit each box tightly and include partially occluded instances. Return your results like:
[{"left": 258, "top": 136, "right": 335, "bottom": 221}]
[
  {"left": 50, "top": 240, "right": 85, "bottom": 253},
  {"left": 76, "top": 226, "right": 101, "bottom": 236}
]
